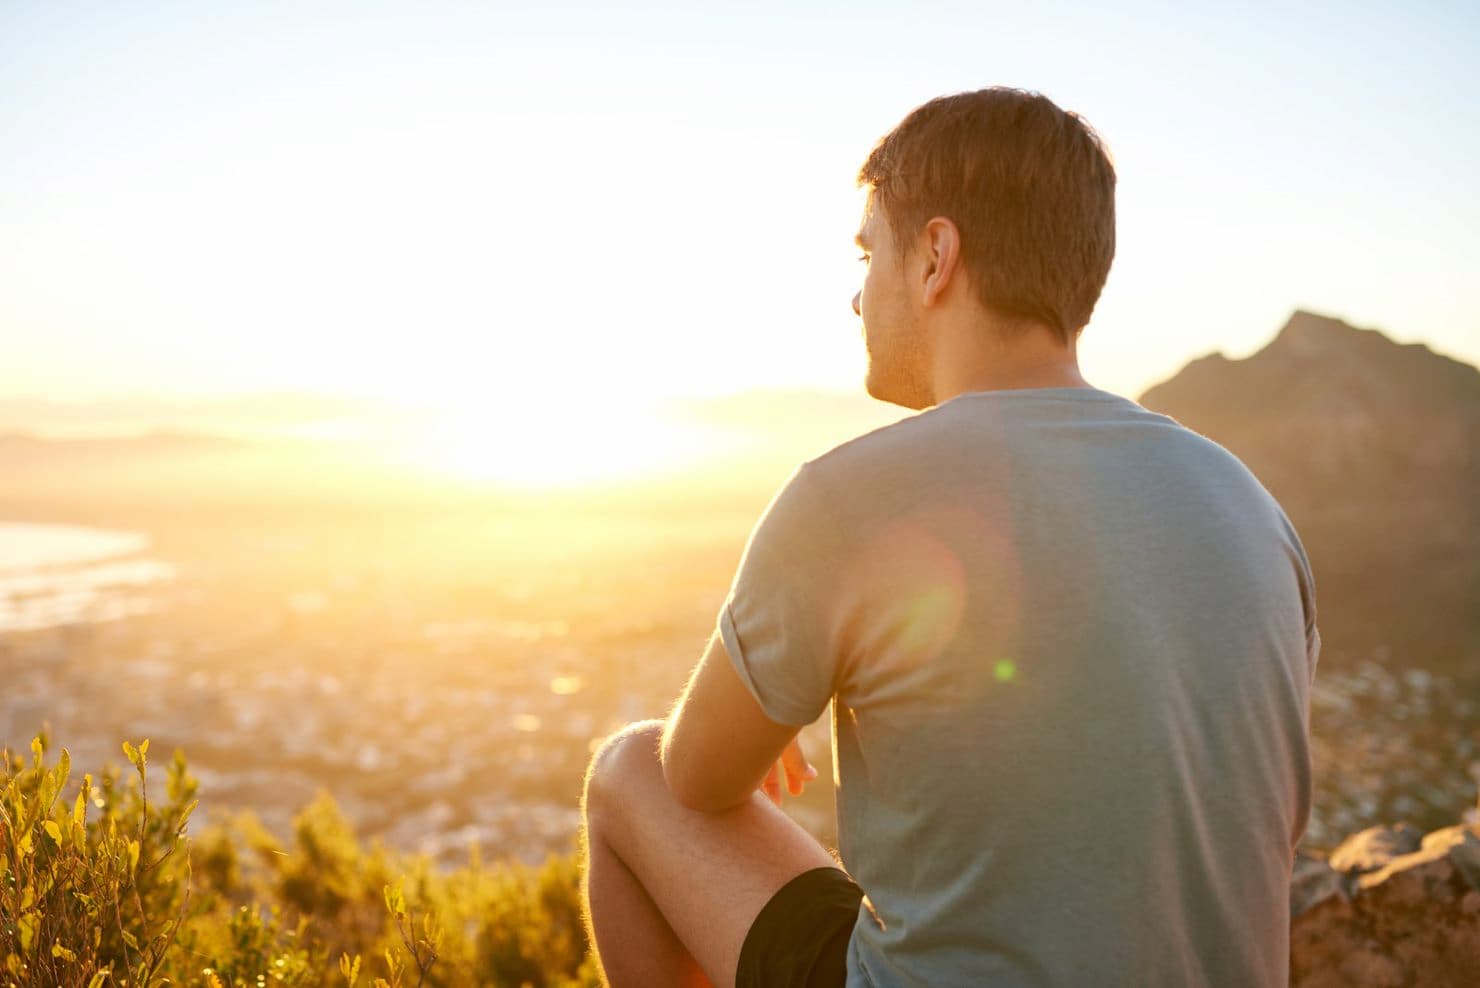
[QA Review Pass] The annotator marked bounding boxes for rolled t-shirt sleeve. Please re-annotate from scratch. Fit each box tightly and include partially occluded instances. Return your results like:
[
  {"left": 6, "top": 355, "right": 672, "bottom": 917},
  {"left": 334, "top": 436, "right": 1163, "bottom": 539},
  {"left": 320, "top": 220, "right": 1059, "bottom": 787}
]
[{"left": 718, "top": 461, "right": 848, "bottom": 727}]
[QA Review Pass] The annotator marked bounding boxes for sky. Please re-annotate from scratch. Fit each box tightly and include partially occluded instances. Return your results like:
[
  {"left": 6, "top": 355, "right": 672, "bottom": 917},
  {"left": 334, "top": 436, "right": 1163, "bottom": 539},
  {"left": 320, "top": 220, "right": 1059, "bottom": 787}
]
[{"left": 3, "top": 1, "right": 1479, "bottom": 453}]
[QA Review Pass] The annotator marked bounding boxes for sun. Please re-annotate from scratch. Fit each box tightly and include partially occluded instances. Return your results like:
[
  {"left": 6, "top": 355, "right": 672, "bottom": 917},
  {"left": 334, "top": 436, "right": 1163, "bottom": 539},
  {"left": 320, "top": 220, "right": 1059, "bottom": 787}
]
[{"left": 397, "top": 398, "right": 719, "bottom": 491}]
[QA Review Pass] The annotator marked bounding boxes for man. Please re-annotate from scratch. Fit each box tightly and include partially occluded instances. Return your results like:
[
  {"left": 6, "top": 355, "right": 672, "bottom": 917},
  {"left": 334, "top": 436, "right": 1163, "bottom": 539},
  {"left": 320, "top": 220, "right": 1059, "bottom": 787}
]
[{"left": 580, "top": 86, "right": 1320, "bottom": 987}]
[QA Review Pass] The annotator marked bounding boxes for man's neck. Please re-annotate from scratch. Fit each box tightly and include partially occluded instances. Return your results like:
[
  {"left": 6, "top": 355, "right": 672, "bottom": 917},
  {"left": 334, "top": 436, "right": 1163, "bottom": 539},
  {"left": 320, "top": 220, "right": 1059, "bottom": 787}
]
[{"left": 930, "top": 312, "right": 1090, "bottom": 404}]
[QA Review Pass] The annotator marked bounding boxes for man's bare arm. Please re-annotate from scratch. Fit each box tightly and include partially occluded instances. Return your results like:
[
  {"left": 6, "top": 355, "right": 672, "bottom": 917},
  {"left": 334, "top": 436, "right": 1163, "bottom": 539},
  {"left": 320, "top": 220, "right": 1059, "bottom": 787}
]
[{"left": 660, "top": 629, "right": 817, "bottom": 813}]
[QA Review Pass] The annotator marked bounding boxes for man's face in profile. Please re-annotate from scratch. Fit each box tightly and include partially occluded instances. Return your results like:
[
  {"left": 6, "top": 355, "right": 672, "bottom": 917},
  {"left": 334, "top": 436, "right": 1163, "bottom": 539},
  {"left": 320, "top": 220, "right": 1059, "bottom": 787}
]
[{"left": 853, "top": 194, "right": 932, "bottom": 410}]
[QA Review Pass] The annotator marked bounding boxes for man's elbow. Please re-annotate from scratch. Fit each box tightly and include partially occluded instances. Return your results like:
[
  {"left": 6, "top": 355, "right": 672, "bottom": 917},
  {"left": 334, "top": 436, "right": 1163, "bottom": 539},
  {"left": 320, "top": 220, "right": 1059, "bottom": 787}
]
[{"left": 660, "top": 741, "right": 749, "bottom": 814}]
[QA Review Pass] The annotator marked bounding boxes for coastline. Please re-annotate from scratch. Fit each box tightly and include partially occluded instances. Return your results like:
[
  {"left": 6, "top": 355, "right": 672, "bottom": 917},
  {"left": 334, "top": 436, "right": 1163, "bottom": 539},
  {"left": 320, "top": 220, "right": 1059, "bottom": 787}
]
[{"left": 0, "top": 520, "right": 175, "bottom": 633}]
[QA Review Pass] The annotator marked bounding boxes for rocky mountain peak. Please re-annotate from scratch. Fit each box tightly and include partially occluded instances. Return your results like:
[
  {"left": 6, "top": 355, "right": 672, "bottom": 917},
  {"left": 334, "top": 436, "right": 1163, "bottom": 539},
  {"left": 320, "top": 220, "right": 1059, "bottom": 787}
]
[
  {"left": 1138, "top": 309, "right": 1480, "bottom": 677},
  {"left": 1274, "top": 309, "right": 1371, "bottom": 353}
]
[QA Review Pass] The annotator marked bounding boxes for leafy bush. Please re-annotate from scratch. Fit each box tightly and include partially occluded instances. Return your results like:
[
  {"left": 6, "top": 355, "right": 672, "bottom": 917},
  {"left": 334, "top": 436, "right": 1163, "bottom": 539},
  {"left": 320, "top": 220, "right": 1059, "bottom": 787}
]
[{"left": 1, "top": 733, "right": 599, "bottom": 987}]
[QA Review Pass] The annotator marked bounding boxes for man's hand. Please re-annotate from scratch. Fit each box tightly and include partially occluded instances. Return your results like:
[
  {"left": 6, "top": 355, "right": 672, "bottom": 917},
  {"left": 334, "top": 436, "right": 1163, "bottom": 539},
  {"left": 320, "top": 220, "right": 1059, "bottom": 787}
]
[
  {"left": 760, "top": 736, "right": 819, "bottom": 806},
  {"left": 662, "top": 630, "right": 822, "bottom": 813}
]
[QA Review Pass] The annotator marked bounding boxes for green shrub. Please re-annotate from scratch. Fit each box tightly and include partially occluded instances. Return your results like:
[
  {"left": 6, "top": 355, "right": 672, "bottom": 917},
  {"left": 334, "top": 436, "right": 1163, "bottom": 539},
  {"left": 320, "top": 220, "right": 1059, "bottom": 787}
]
[
  {"left": 1, "top": 734, "right": 599, "bottom": 987},
  {"left": 0, "top": 732, "right": 196, "bottom": 986}
]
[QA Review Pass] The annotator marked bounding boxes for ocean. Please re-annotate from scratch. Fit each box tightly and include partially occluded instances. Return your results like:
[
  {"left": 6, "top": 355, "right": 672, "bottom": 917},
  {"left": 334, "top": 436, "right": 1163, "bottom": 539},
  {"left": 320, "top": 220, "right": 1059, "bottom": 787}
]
[{"left": 0, "top": 522, "right": 176, "bottom": 632}]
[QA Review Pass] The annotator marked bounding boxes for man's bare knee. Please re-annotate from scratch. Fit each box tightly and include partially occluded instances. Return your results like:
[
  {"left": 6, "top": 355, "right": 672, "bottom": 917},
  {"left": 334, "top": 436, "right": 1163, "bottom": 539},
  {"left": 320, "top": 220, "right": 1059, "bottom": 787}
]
[{"left": 583, "top": 718, "right": 666, "bottom": 821}]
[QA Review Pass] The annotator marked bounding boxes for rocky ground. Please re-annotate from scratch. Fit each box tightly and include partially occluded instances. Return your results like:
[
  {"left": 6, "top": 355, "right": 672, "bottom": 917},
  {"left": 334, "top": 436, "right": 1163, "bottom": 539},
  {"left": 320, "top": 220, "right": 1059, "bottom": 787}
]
[{"left": 1291, "top": 809, "right": 1480, "bottom": 986}]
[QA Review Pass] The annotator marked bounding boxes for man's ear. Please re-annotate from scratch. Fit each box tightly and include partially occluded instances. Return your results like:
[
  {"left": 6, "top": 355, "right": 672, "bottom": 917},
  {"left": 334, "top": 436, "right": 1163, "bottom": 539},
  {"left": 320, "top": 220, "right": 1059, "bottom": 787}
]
[{"left": 918, "top": 216, "right": 962, "bottom": 308}]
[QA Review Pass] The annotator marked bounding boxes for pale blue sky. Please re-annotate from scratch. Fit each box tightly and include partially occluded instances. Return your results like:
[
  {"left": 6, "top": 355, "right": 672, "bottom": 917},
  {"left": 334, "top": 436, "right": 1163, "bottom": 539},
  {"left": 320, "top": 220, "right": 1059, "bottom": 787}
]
[{"left": 3, "top": 1, "right": 1478, "bottom": 421}]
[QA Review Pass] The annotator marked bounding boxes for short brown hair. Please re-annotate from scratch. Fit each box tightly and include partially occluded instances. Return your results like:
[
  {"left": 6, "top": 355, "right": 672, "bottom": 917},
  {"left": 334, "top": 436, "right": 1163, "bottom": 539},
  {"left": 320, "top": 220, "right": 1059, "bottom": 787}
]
[{"left": 858, "top": 87, "right": 1116, "bottom": 344}]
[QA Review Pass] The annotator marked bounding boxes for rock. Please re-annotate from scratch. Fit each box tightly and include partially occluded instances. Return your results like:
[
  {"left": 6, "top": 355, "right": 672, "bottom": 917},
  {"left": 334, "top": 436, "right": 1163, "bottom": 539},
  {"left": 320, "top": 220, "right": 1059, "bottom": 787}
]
[
  {"left": 1292, "top": 849, "right": 1347, "bottom": 919},
  {"left": 1329, "top": 823, "right": 1424, "bottom": 888},
  {"left": 1139, "top": 309, "right": 1480, "bottom": 676},
  {"left": 1335, "top": 948, "right": 1406, "bottom": 988},
  {"left": 1291, "top": 821, "right": 1480, "bottom": 986},
  {"left": 1356, "top": 826, "right": 1480, "bottom": 891}
]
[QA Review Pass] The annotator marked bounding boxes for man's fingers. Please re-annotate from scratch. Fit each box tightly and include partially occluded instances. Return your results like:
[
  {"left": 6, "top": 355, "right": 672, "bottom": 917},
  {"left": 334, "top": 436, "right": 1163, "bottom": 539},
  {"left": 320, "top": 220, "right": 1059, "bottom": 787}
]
[
  {"left": 761, "top": 762, "right": 782, "bottom": 806},
  {"left": 780, "top": 738, "right": 818, "bottom": 796},
  {"left": 761, "top": 740, "right": 821, "bottom": 805}
]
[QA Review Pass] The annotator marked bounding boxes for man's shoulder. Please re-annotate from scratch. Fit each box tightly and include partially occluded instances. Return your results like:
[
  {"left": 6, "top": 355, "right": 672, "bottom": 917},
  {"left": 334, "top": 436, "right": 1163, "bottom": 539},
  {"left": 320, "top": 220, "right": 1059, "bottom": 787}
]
[
  {"left": 798, "top": 388, "right": 1288, "bottom": 517},
  {"left": 806, "top": 402, "right": 942, "bottom": 470},
  {"left": 793, "top": 400, "right": 967, "bottom": 508},
  {"left": 801, "top": 387, "right": 1159, "bottom": 482}
]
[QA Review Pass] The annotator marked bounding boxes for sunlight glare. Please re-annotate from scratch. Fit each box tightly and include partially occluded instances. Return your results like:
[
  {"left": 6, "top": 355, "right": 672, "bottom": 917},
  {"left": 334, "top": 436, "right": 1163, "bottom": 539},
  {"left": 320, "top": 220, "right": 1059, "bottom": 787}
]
[{"left": 398, "top": 398, "right": 722, "bottom": 490}]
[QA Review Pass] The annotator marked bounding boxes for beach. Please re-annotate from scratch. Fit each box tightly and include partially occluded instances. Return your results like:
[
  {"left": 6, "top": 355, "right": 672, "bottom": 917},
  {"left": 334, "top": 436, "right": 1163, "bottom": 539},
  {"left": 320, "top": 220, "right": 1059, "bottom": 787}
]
[{"left": 0, "top": 521, "right": 175, "bottom": 632}]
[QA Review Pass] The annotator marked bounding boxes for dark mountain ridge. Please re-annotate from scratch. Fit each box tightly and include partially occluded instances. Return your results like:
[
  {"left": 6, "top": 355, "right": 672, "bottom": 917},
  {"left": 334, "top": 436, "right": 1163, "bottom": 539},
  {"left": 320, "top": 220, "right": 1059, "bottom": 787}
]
[{"left": 1140, "top": 309, "right": 1480, "bottom": 677}]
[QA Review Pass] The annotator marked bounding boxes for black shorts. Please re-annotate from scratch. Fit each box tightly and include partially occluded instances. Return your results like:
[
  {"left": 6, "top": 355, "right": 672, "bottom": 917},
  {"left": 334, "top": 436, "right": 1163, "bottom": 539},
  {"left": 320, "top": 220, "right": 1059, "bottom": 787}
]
[{"left": 736, "top": 866, "right": 865, "bottom": 988}]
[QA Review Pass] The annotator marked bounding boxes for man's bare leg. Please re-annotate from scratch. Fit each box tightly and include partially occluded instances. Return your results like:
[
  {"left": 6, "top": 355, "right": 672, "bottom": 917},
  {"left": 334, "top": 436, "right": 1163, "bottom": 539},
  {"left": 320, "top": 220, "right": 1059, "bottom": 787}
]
[
  {"left": 580, "top": 719, "right": 844, "bottom": 988},
  {"left": 581, "top": 800, "right": 712, "bottom": 986}
]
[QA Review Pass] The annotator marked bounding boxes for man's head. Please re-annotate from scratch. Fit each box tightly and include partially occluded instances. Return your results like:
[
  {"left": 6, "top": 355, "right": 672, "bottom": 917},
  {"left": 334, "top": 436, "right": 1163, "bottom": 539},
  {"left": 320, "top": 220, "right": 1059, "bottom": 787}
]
[{"left": 851, "top": 87, "right": 1116, "bottom": 407}]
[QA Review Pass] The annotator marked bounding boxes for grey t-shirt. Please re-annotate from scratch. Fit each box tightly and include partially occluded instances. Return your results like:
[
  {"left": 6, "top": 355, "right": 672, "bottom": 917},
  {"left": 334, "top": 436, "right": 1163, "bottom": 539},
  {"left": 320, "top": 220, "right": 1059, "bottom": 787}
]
[{"left": 717, "top": 385, "right": 1319, "bottom": 988}]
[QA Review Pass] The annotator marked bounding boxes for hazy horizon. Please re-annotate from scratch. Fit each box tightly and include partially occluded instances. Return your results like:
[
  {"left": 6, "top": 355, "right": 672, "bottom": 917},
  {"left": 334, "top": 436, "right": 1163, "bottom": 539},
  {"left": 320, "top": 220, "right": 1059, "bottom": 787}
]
[
  {"left": 5, "top": 305, "right": 1476, "bottom": 488},
  {"left": 6, "top": 2, "right": 1479, "bottom": 483}
]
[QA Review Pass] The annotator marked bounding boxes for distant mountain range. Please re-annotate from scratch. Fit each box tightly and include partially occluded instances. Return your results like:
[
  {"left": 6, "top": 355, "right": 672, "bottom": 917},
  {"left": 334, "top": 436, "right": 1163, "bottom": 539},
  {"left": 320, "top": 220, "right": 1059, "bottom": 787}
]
[
  {"left": 0, "top": 428, "right": 245, "bottom": 459},
  {"left": 0, "top": 389, "right": 903, "bottom": 523},
  {"left": 1140, "top": 309, "right": 1480, "bottom": 677},
  {"left": 0, "top": 391, "right": 438, "bottom": 440}
]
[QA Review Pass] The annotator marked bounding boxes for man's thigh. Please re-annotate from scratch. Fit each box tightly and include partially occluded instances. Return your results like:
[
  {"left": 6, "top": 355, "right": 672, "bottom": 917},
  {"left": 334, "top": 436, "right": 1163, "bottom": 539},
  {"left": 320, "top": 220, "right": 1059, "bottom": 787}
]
[{"left": 586, "top": 721, "right": 844, "bottom": 988}]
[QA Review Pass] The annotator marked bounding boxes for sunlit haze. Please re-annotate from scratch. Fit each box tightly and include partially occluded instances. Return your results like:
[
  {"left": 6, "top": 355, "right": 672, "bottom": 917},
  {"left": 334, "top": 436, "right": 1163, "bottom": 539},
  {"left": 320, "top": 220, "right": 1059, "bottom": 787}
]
[
  {"left": 3, "top": 1, "right": 1478, "bottom": 487},
  {"left": 2, "top": 7, "right": 1479, "bottom": 961}
]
